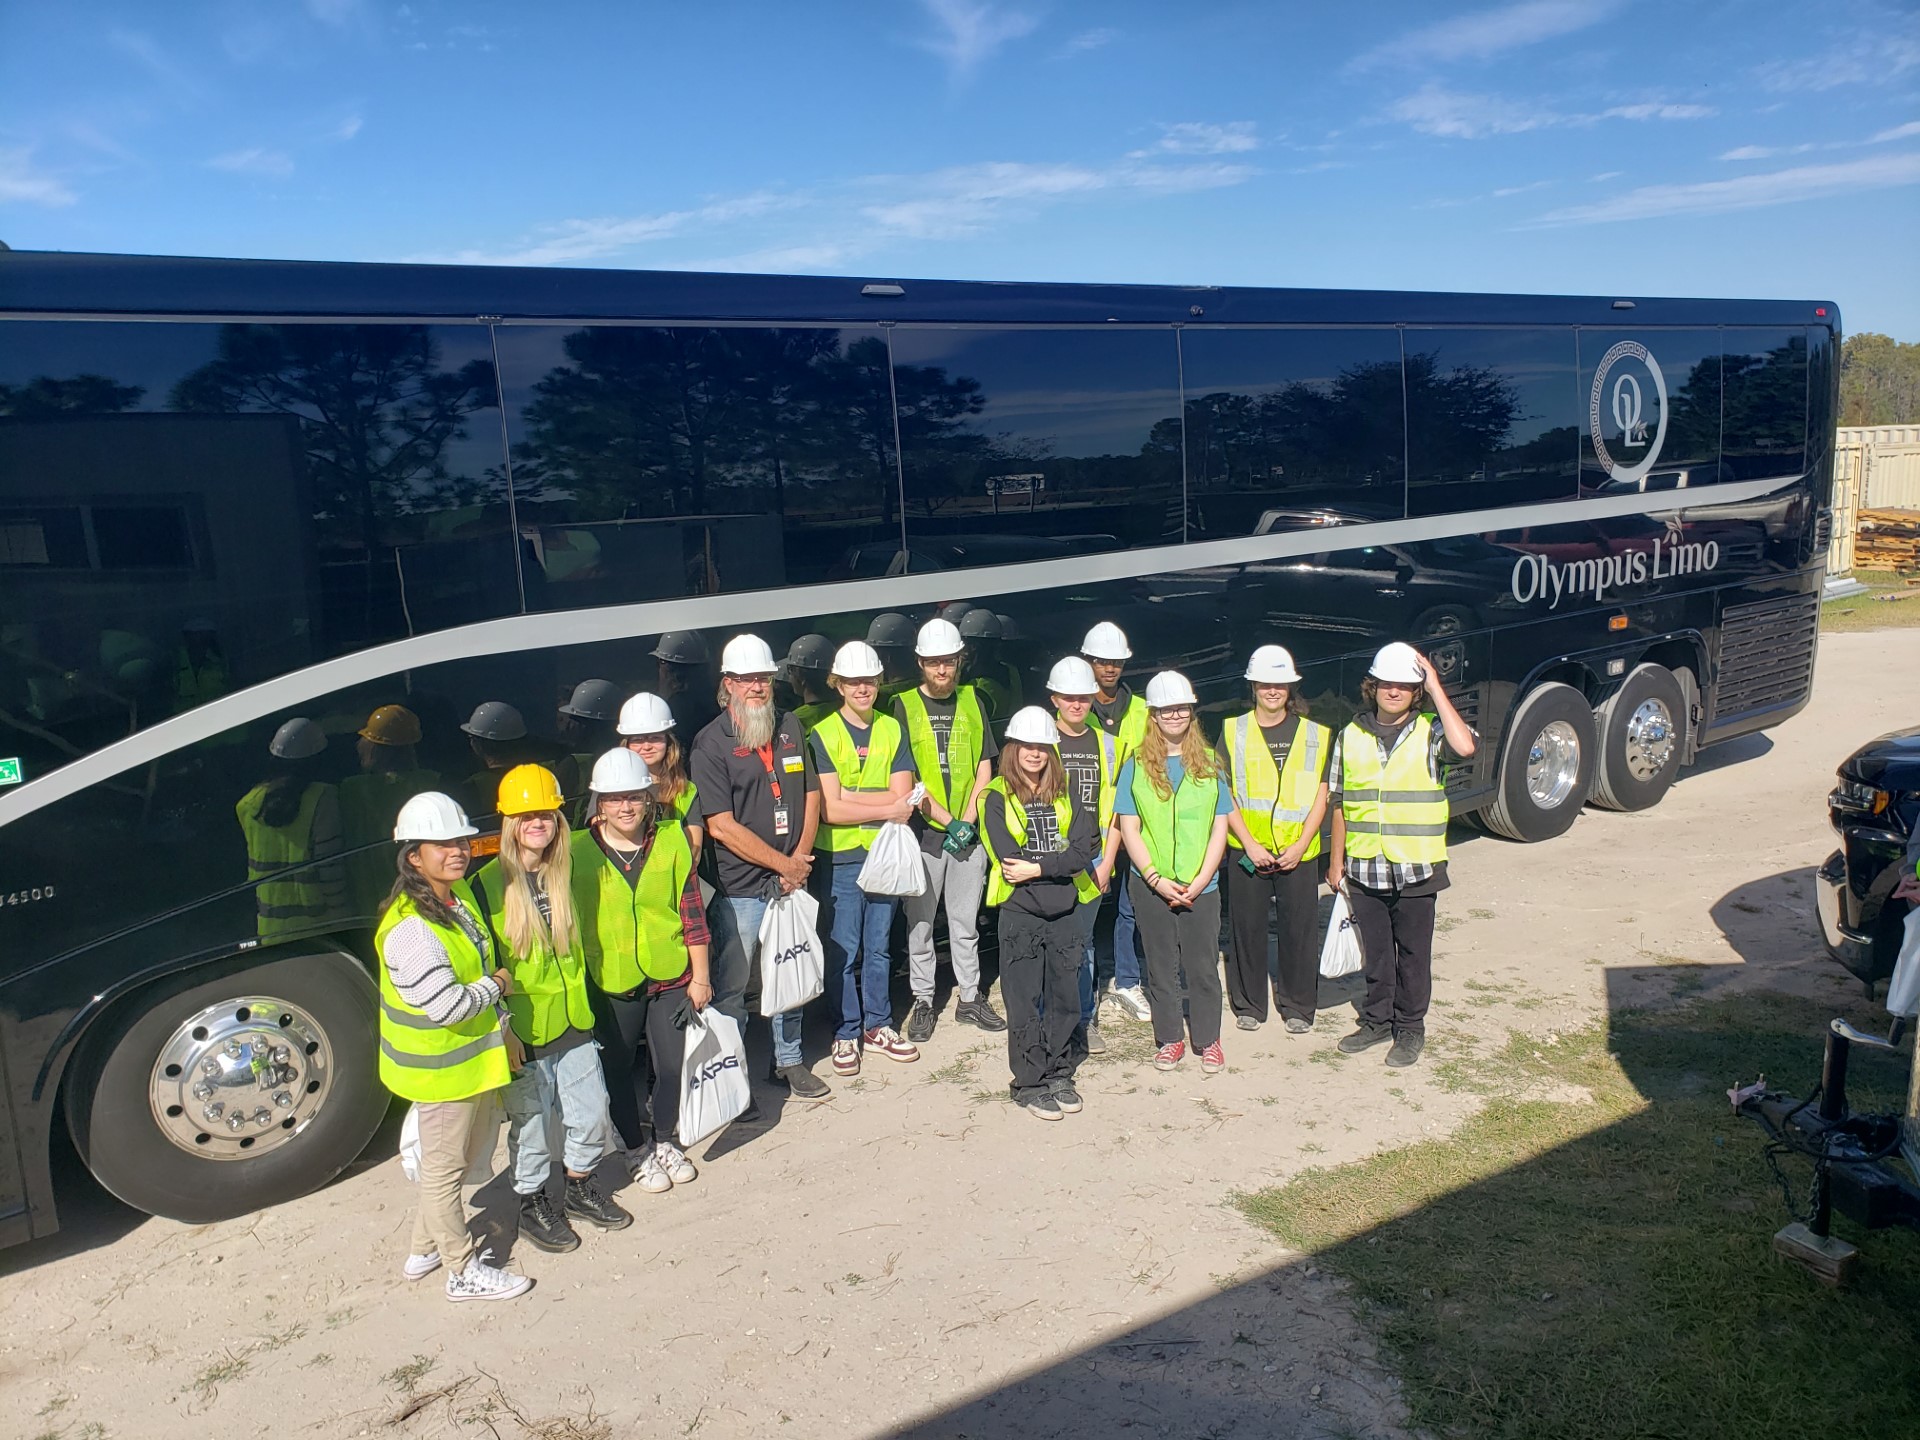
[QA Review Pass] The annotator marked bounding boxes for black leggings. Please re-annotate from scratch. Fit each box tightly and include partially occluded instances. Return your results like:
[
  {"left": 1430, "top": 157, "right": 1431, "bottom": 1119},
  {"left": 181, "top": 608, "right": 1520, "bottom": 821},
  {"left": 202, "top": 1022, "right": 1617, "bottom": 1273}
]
[
  {"left": 1225, "top": 861, "right": 1321, "bottom": 1023},
  {"left": 1128, "top": 873, "right": 1224, "bottom": 1051},
  {"left": 591, "top": 982, "right": 691, "bottom": 1150}
]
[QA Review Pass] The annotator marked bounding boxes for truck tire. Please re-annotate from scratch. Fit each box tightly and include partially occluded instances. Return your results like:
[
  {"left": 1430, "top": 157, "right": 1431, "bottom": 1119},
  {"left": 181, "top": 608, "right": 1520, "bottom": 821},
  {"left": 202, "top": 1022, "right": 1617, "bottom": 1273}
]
[
  {"left": 1589, "top": 663, "right": 1689, "bottom": 812},
  {"left": 1479, "top": 682, "right": 1596, "bottom": 843},
  {"left": 65, "top": 949, "right": 386, "bottom": 1225}
]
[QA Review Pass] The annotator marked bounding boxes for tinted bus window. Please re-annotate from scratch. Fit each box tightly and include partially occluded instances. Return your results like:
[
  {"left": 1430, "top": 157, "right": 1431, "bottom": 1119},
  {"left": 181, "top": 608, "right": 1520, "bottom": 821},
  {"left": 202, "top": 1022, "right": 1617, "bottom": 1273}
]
[
  {"left": 1178, "top": 328, "right": 1407, "bottom": 539},
  {"left": 1721, "top": 328, "right": 1808, "bottom": 481},
  {"left": 0, "top": 319, "right": 514, "bottom": 783},
  {"left": 1406, "top": 328, "right": 1579, "bottom": 517},
  {"left": 892, "top": 327, "right": 1182, "bottom": 571},
  {"left": 1579, "top": 329, "right": 1722, "bottom": 497},
  {"left": 493, "top": 325, "right": 899, "bottom": 603}
]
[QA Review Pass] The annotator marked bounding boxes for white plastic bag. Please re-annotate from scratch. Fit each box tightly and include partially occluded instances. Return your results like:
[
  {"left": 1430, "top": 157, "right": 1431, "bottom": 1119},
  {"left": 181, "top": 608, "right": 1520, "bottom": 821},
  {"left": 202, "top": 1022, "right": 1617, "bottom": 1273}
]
[
  {"left": 677, "top": 1008, "right": 751, "bottom": 1146},
  {"left": 1886, "top": 907, "right": 1920, "bottom": 1018},
  {"left": 1319, "top": 890, "right": 1363, "bottom": 979},
  {"left": 858, "top": 820, "right": 928, "bottom": 897},
  {"left": 398, "top": 1094, "right": 502, "bottom": 1186},
  {"left": 757, "top": 888, "right": 827, "bottom": 1017}
]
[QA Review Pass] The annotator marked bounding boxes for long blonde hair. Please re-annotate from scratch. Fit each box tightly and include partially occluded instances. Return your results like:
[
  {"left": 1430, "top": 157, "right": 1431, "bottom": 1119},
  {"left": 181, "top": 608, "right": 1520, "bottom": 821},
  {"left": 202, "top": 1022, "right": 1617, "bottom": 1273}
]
[
  {"left": 1138, "top": 714, "right": 1217, "bottom": 800},
  {"left": 499, "top": 811, "right": 578, "bottom": 959}
]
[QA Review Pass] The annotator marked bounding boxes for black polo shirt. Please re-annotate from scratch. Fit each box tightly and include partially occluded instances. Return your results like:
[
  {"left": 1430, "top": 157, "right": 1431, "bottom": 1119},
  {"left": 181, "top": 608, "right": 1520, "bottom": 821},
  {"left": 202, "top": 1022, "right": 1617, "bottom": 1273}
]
[{"left": 688, "top": 707, "right": 819, "bottom": 900}]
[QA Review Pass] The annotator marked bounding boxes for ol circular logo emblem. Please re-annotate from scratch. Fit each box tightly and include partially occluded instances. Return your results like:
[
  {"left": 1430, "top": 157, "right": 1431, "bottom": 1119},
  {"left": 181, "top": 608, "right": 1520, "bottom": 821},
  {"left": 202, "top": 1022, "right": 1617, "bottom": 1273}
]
[{"left": 1588, "top": 340, "right": 1668, "bottom": 486}]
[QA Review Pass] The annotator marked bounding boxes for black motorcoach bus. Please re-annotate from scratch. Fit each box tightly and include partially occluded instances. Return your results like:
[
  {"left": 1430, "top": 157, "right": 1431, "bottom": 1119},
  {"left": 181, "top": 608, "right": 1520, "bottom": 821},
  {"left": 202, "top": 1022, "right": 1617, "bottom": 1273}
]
[{"left": 0, "top": 250, "right": 1836, "bottom": 1242}]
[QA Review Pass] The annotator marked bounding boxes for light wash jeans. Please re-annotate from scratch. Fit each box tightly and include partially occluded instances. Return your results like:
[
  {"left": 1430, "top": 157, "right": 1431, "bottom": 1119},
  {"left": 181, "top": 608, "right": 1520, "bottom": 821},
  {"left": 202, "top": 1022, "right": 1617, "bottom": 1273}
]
[
  {"left": 709, "top": 892, "right": 806, "bottom": 1069},
  {"left": 825, "top": 860, "right": 898, "bottom": 1040},
  {"left": 906, "top": 843, "right": 988, "bottom": 1002},
  {"left": 503, "top": 1039, "right": 614, "bottom": 1196}
]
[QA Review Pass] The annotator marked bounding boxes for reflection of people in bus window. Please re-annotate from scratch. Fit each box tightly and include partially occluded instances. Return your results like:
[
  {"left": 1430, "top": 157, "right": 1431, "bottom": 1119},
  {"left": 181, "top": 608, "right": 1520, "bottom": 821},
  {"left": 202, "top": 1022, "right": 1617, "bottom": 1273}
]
[
  {"left": 236, "top": 718, "right": 347, "bottom": 938},
  {"left": 341, "top": 705, "right": 438, "bottom": 918},
  {"left": 174, "top": 618, "right": 230, "bottom": 714}
]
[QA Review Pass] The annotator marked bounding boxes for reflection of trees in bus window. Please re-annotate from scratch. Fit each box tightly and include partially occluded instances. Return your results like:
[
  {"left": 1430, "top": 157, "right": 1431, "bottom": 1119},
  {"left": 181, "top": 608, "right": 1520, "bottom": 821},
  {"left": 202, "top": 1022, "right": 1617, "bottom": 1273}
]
[
  {"left": 1406, "top": 329, "right": 1578, "bottom": 517},
  {"left": 1720, "top": 329, "right": 1808, "bottom": 482},
  {"left": 1578, "top": 330, "right": 1722, "bottom": 496}
]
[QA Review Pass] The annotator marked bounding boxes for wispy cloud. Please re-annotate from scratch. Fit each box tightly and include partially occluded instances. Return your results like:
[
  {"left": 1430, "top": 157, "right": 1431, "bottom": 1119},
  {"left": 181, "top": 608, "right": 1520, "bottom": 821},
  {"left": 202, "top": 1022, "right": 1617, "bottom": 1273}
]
[
  {"left": 1720, "top": 121, "right": 1920, "bottom": 161},
  {"left": 1589, "top": 170, "right": 1622, "bottom": 181},
  {"left": 1755, "top": 22, "right": 1920, "bottom": 93},
  {"left": 1422, "top": 177, "right": 1557, "bottom": 208},
  {"left": 1388, "top": 83, "right": 1716, "bottom": 139},
  {"left": 859, "top": 156, "right": 1254, "bottom": 240},
  {"left": 415, "top": 193, "right": 791, "bottom": 266},
  {"left": 207, "top": 147, "right": 295, "bottom": 178},
  {"left": 107, "top": 28, "right": 203, "bottom": 102},
  {"left": 0, "top": 147, "right": 77, "bottom": 207},
  {"left": 334, "top": 115, "right": 364, "bottom": 142},
  {"left": 913, "top": 0, "right": 1039, "bottom": 83},
  {"left": 1129, "top": 121, "right": 1260, "bottom": 158},
  {"left": 1530, "top": 151, "right": 1920, "bottom": 225},
  {"left": 1352, "top": 0, "right": 1619, "bottom": 70},
  {"left": 1871, "top": 120, "right": 1920, "bottom": 144},
  {"left": 1057, "top": 27, "right": 1118, "bottom": 58}
]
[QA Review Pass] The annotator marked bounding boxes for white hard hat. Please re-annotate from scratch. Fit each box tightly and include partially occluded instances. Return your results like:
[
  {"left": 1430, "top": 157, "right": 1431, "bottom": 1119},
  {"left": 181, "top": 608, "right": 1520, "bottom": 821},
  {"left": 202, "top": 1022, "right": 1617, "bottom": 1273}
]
[
  {"left": 1080, "top": 621, "right": 1132, "bottom": 660},
  {"left": 1368, "top": 642, "right": 1426, "bottom": 684},
  {"left": 616, "top": 691, "right": 676, "bottom": 735},
  {"left": 590, "top": 747, "right": 654, "bottom": 795},
  {"left": 720, "top": 633, "right": 778, "bottom": 675},
  {"left": 915, "top": 617, "right": 964, "bottom": 658},
  {"left": 1144, "top": 671, "right": 1198, "bottom": 708},
  {"left": 393, "top": 791, "right": 478, "bottom": 843},
  {"left": 831, "top": 640, "right": 885, "bottom": 679},
  {"left": 269, "top": 717, "right": 327, "bottom": 760},
  {"left": 1002, "top": 705, "right": 1061, "bottom": 746},
  {"left": 1046, "top": 656, "right": 1098, "bottom": 696},
  {"left": 1244, "top": 645, "right": 1302, "bottom": 684}
]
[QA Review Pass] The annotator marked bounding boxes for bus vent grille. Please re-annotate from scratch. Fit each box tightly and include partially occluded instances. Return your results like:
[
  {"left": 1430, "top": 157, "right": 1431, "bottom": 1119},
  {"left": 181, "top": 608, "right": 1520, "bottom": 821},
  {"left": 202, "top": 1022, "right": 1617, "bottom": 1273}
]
[
  {"left": 1714, "top": 593, "right": 1819, "bottom": 721},
  {"left": 1443, "top": 682, "right": 1486, "bottom": 798}
]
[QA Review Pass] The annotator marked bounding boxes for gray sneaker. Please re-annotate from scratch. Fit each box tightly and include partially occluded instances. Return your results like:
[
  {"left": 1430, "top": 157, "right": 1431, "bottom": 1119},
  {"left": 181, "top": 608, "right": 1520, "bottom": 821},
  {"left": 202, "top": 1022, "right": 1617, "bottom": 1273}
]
[
  {"left": 1084, "top": 1022, "right": 1108, "bottom": 1055},
  {"left": 1235, "top": 1014, "right": 1262, "bottom": 1031},
  {"left": 1018, "top": 1091, "right": 1064, "bottom": 1122},
  {"left": 1386, "top": 1032, "right": 1426, "bottom": 1068},
  {"left": 1337, "top": 1022, "right": 1394, "bottom": 1055},
  {"left": 773, "top": 1063, "right": 832, "bottom": 1101},
  {"left": 1284, "top": 1017, "right": 1314, "bottom": 1035},
  {"left": 1050, "top": 1082, "right": 1084, "bottom": 1113}
]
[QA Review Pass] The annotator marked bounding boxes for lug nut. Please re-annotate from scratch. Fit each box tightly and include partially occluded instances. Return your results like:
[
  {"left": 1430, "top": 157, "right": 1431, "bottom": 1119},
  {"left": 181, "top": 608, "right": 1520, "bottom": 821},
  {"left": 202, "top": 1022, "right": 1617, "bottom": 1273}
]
[
  {"left": 225, "top": 1037, "right": 243, "bottom": 1056},
  {"left": 192, "top": 1082, "right": 213, "bottom": 1101},
  {"left": 272, "top": 1091, "right": 293, "bottom": 1108},
  {"left": 203, "top": 1102, "right": 225, "bottom": 1121},
  {"left": 202, "top": 1059, "right": 221, "bottom": 1078},
  {"left": 254, "top": 1109, "right": 273, "bottom": 1127},
  {"left": 272, "top": 1046, "right": 289, "bottom": 1065},
  {"left": 227, "top": 1113, "right": 247, "bottom": 1131}
]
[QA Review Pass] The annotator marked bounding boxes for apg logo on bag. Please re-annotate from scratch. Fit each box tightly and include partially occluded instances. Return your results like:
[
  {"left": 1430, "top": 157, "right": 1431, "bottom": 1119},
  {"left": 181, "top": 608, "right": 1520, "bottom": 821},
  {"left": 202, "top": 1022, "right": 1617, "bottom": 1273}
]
[
  {"left": 767, "top": 940, "right": 809, "bottom": 970},
  {"left": 685, "top": 1051, "right": 742, "bottom": 1092}
]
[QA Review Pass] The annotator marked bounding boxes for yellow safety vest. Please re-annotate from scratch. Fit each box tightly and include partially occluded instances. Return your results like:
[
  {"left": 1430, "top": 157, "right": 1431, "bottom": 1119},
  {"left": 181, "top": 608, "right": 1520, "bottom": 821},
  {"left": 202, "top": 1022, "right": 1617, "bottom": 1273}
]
[
  {"left": 1099, "top": 693, "right": 1150, "bottom": 761},
  {"left": 1128, "top": 759, "right": 1221, "bottom": 887},
  {"left": 897, "top": 686, "right": 987, "bottom": 830},
  {"left": 815, "top": 711, "right": 903, "bottom": 853},
  {"left": 1224, "top": 713, "right": 1329, "bottom": 858},
  {"left": 236, "top": 782, "right": 330, "bottom": 938},
  {"left": 570, "top": 823, "right": 692, "bottom": 995},
  {"left": 977, "top": 780, "right": 1100, "bottom": 908},
  {"left": 1056, "top": 721, "right": 1119, "bottom": 832},
  {"left": 794, "top": 698, "right": 838, "bottom": 732},
  {"left": 374, "top": 889, "right": 512, "bottom": 1103},
  {"left": 1339, "top": 715, "right": 1449, "bottom": 864},
  {"left": 471, "top": 860, "right": 596, "bottom": 1046}
]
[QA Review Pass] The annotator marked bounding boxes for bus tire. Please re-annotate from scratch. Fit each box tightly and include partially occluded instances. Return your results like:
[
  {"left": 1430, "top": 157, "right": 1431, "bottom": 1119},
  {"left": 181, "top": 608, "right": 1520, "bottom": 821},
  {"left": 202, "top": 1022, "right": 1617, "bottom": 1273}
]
[
  {"left": 1589, "top": 664, "right": 1689, "bottom": 812},
  {"left": 1479, "top": 682, "right": 1596, "bottom": 843},
  {"left": 65, "top": 948, "right": 386, "bottom": 1225}
]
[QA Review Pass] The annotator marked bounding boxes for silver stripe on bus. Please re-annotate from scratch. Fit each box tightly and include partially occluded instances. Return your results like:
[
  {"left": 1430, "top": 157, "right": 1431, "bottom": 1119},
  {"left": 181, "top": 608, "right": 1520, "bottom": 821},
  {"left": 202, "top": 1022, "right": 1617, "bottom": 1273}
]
[{"left": 0, "top": 472, "right": 1803, "bottom": 827}]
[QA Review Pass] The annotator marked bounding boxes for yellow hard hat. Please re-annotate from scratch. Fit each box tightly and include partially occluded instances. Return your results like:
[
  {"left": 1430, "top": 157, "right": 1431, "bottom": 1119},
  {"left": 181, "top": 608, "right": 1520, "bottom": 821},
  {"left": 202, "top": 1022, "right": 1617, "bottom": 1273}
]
[
  {"left": 496, "top": 764, "right": 564, "bottom": 816},
  {"left": 359, "top": 704, "right": 423, "bottom": 746}
]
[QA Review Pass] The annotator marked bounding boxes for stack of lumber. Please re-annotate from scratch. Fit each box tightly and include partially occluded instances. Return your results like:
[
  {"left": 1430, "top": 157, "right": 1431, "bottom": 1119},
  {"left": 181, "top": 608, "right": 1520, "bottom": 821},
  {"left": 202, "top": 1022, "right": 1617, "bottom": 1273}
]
[{"left": 1855, "top": 508, "right": 1920, "bottom": 570}]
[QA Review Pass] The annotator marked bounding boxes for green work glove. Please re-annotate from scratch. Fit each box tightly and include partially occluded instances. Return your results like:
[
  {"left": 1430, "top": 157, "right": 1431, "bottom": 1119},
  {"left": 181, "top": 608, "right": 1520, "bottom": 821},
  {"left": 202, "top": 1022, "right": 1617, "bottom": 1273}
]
[{"left": 943, "top": 820, "right": 978, "bottom": 855}]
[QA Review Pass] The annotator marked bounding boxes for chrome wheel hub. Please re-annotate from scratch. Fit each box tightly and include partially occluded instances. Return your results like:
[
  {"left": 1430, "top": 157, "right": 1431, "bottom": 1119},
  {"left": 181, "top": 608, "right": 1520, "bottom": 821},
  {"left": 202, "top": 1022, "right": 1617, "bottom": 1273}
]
[
  {"left": 1623, "top": 698, "right": 1676, "bottom": 782},
  {"left": 1525, "top": 720, "right": 1582, "bottom": 809},
  {"left": 149, "top": 997, "right": 333, "bottom": 1160}
]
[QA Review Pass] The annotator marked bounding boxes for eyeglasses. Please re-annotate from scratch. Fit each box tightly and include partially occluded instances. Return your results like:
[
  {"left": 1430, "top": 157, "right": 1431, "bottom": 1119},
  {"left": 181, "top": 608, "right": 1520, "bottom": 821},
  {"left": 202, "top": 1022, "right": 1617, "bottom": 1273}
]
[
  {"left": 727, "top": 674, "right": 774, "bottom": 688},
  {"left": 1155, "top": 706, "right": 1193, "bottom": 719},
  {"left": 624, "top": 734, "right": 669, "bottom": 747},
  {"left": 600, "top": 793, "right": 647, "bottom": 808}
]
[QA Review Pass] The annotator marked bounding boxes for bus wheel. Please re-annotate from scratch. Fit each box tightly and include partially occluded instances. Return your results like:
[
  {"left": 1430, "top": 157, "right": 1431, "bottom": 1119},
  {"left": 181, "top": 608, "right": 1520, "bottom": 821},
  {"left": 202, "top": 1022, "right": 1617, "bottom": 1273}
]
[
  {"left": 1479, "top": 682, "right": 1596, "bottom": 842},
  {"left": 1589, "top": 664, "right": 1689, "bottom": 812},
  {"left": 66, "top": 949, "right": 386, "bottom": 1225}
]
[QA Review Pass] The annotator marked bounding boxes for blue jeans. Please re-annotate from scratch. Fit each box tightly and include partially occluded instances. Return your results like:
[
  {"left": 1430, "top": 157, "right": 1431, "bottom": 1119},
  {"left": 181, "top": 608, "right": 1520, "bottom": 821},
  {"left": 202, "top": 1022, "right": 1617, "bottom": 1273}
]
[
  {"left": 502, "top": 1039, "right": 614, "bottom": 1195},
  {"left": 825, "top": 861, "right": 898, "bottom": 1040},
  {"left": 710, "top": 893, "right": 805, "bottom": 1069}
]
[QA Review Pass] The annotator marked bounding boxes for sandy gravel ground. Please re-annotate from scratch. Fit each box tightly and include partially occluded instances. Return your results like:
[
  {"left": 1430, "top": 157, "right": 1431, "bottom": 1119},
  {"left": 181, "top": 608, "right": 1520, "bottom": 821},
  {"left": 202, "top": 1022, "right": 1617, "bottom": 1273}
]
[{"left": 2, "top": 630, "right": 1910, "bottom": 1440}]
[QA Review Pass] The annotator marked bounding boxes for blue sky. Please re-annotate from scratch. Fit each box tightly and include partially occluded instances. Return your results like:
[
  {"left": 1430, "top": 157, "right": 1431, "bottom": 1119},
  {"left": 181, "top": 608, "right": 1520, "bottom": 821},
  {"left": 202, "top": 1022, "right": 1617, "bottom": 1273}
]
[{"left": 3, "top": 1, "right": 1917, "bottom": 337}]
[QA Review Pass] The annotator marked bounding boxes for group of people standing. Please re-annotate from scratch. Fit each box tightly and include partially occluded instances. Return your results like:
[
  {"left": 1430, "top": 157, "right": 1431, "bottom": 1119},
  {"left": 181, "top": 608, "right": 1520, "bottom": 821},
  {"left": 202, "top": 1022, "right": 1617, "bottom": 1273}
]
[{"left": 373, "top": 618, "right": 1473, "bottom": 1302}]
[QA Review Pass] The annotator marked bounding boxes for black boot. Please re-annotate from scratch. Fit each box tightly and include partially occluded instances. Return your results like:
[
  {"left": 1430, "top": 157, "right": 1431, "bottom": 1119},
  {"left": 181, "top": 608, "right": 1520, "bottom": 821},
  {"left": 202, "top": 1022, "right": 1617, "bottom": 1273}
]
[
  {"left": 564, "top": 1174, "right": 634, "bottom": 1231},
  {"left": 518, "top": 1189, "right": 581, "bottom": 1252}
]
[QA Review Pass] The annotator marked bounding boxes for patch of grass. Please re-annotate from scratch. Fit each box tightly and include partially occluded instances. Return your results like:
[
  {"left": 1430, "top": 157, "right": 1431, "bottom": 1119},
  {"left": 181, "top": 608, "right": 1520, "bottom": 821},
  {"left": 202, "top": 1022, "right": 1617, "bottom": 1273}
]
[
  {"left": 383, "top": 1354, "right": 436, "bottom": 1395},
  {"left": 192, "top": 1350, "right": 252, "bottom": 1399},
  {"left": 1468, "top": 907, "right": 1496, "bottom": 920},
  {"left": 1822, "top": 568, "right": 1920, "bottom": 633},
  {"left": 1433, "top": 913, "right": 1463, "bottom": 934},
  {"left": 1235, "top": 990, "right": 1920, "bottom": 1440}
]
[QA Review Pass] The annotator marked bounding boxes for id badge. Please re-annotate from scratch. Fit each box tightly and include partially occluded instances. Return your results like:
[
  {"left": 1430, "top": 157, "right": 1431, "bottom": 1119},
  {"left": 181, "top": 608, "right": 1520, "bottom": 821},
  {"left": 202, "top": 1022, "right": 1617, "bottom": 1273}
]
[{"left": 772, "top": 806, "right": 791, "bottom": 837}]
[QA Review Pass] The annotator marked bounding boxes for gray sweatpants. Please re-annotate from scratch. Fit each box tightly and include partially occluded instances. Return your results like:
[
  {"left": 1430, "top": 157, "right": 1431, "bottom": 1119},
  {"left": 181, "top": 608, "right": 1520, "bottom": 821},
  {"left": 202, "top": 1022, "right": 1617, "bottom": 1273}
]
[{"left": 906, "top": 844, "right": 989, "bottom": 1003}]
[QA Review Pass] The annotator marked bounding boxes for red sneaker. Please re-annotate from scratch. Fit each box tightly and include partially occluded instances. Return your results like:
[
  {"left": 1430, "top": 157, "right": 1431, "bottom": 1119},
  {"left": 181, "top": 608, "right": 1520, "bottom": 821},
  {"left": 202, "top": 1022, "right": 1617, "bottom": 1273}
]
[
  {"left": 1200, "top": 1040, "right": 1226, "bottom": 1074},
  {"left": 1153, "top": 1040, "right": 1186, "bottom": 1071},
  {"left": 863, "top": 1026, "right": 920, "bottom": 1063}
]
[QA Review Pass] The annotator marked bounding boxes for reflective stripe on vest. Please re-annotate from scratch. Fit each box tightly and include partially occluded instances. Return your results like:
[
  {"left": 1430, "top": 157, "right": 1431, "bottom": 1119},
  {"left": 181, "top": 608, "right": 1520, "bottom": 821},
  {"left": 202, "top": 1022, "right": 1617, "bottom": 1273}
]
[
  {"left": 977, "top": 780, "right": 1099, "bottom": 908},
  {"left": 897, "top": 686, "right": 985, "bottom": 830},
  {"left": 1128, "top": 761, "right": 1221, "bottom": 886},
  {"left": 237, "top": 782, "right": 328, "bottom": 937},
  {"left": 472, "top": 860, "right": 596, "bottom": 1046},
  {"left": 1339, "top": 715, "right": 1449, "bottom": 864},
  {"left": 570, "top": 824, "right": 692, "bottom": 994},
  {"left": 816, "top": 711, "right": 903, "bottom": 853},
  {"left": 1224, "top": 714, "right": 1329, "bottom": 858},
  {"left": 374, "top": 889, "right": 511, "bottom": 1103}
]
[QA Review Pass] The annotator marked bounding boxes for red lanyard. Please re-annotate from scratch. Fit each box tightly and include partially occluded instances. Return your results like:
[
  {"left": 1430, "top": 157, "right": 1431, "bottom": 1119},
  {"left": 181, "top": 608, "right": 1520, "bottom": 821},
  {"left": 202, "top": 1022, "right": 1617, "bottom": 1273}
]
[{"left": 755, "top": 743, "right": 784, "bottom": 803}]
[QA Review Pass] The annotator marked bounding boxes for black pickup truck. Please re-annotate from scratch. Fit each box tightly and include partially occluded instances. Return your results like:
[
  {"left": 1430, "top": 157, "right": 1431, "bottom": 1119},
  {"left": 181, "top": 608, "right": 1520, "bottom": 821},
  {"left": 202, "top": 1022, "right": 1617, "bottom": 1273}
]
[{"left": 1816, "top": 724, "right": 1920, "bottom": 990}]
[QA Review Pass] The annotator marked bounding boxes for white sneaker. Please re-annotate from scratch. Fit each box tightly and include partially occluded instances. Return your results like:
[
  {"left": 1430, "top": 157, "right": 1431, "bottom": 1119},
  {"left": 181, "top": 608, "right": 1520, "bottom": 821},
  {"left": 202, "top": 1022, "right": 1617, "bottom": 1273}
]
[
  {"left": 655, "top": 1141, "right": 697, "bottom": 1185},
  {"left": 402, "top": 1251, "right": 441, "bottom": 1281},
  {"left": 633, "top": 1148, "right": 674, "bottom": 1193},
  {"left": 445, "top": 1253, "right": 531, "bottom": 1303},
  {"left": 1110, "top": 985, "right": 1152, "bottom": 1022}
]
